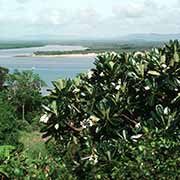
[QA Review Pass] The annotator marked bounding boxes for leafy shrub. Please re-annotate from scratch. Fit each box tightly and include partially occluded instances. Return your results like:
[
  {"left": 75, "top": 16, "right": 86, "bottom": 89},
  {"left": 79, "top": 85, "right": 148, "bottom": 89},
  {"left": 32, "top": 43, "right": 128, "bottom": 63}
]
[
  {"left": 0, "top": 151, "right": 75, "bottom": 180},
  {"left": 92, "top": 129, "right": 180, "bottom": 180},
  {"left": 0, "top": 145, "right": 16, "bottom": 179},
  {"left": 40, "top": 40, "right": 180, "bottom": 179},
  {"left": 0, "top": 92, "right": 19, "bottom": 146}
]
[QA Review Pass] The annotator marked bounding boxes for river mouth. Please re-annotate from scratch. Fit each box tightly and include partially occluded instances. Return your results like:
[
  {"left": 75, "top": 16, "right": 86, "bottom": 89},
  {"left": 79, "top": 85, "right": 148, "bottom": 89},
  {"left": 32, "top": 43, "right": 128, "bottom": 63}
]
[{"left": 0, "top": 45, "right": 95, "bottom": 91}]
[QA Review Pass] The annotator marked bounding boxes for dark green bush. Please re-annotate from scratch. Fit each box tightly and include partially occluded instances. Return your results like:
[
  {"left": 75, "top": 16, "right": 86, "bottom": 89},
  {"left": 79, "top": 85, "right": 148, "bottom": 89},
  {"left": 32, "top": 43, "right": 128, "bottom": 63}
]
[
  {"left": 40, "top": 40, "right": 180, "bottom": 179},
  {"left": 92, "top": 130, "right": 180, "bottom": 180},
  {"left": 0, "top": 92, "right": 19, "bottom": 146}
]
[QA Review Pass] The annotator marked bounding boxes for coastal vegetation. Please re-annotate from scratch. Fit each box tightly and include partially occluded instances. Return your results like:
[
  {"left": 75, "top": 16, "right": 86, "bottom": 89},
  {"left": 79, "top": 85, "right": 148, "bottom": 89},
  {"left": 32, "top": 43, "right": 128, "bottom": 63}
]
[
  {"left": 34, "top": 41, "right": 163, "bottom": 56},
  {"left": 0, "top": 40, "right": 180, "bottom": 179},
  {"left": 0, "top": 42, "right": 45, "bottom": 50}
]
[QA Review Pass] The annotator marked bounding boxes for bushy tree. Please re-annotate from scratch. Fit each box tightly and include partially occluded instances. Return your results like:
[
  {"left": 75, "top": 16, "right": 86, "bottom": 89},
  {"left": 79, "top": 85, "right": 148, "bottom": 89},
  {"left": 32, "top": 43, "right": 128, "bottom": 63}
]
[
  {"left": 0, "top": 93, "right": 19, "bottom": 146},
  {"left": 7, "top": 70, "right": 46, "bottom": 122},
  {"left": 41, "top": 40, "right": 180, "bottom": 179}
]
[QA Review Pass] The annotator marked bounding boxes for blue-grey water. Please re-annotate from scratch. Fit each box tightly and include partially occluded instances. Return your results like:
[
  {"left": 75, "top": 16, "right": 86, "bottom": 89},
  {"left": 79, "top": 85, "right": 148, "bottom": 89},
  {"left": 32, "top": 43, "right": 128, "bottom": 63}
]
[{"left": 0, "top": 45, "right": 95, "bottom": 89}]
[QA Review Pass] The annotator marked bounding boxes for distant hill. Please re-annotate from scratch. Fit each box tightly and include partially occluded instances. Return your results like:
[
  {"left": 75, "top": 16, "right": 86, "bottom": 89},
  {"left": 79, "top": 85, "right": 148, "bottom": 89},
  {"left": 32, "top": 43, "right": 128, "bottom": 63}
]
[
  {"left": 119, "top": 33, "right": 180, "bottom": 42},
  {"left": 2, "top": 33, "right": 180, "bottom": 44}
]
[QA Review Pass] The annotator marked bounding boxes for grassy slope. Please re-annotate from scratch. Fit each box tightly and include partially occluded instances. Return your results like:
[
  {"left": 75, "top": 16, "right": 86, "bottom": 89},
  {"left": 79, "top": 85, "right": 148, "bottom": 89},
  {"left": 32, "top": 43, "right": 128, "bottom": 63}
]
[{"left": 19, "top": 131, "right": 48, "bottom": 159}]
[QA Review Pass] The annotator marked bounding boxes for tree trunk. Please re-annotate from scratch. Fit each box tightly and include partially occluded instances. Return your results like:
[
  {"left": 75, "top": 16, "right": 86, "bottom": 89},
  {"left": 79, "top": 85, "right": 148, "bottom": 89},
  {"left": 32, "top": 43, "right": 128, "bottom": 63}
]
[{"left": 22, "top": 104, "right": 25, "bottom": 121}]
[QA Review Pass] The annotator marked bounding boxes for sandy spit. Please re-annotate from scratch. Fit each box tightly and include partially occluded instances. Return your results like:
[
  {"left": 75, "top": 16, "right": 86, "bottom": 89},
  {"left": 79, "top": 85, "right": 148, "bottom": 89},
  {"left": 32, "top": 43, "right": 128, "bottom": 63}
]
[{"left": 31, "top": 53, "right": 97, "bottom": 58}]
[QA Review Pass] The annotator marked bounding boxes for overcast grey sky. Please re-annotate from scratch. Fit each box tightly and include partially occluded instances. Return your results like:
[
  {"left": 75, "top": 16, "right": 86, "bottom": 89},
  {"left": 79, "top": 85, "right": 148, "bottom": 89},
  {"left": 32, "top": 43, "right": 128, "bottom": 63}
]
[{"left": 0, "top": 0, "right": 179, "bottom": 40}]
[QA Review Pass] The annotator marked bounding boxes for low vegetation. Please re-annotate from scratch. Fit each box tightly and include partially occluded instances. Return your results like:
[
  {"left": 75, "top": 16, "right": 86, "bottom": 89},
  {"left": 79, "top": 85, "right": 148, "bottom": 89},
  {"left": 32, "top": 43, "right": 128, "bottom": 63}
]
[
  {"left": 0, "top": 40, "right": 180, "bottom": 179},
  {"left": 0, "top": 42, "right": 45, "bottom": 50},
  {"left": 34, "top": 41, "right": 163, "bottom": 56}
]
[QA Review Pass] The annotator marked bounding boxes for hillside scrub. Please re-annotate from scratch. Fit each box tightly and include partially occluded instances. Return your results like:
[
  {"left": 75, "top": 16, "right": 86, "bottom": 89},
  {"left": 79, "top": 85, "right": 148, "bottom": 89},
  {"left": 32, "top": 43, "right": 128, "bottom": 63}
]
[
  {"left": 0, "top": 93, "right": 19, "bottom": 146},
  {"left": 6, "top": 70, "right": 46, "bottom": 122},
  {"left": 0, "top": 67, "right": 8, "bottom": 89},
  {"left": 0, "top": 70, "right": 48, "bottom": 179},
  {"left": 40, "top": 40, "right": 180, "bottom": 179}
]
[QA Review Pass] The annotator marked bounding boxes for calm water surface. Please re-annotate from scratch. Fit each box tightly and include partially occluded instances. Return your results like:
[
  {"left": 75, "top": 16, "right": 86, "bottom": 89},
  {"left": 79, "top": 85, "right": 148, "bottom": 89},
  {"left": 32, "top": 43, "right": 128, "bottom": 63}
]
[{"left": 0, "top": 45, "right": 95, "bottom": 89}]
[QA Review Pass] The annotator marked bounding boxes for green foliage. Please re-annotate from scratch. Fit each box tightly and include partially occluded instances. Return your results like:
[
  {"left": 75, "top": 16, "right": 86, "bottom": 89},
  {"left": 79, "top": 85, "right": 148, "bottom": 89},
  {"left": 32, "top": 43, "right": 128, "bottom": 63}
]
[
  {"left": 0, "top": 145, "right": 16, "bottom": 178},
  {"left": 19, "top": 131, "right": 47, "bottom": 159},
  {"left": 0, "top": 132, "right": 74, "bottom": 179},
  {"left": 0, "top": 145, "right": 15, "bottom": 160},
  {"left": 40, "top": 40, "right": 180, "bottom": 179},
  {"left": 113, "top": 132, "right": 179, "bottom": 179},
  {"left": 0, "top": 66, "right": 8, "bottom": 89},
  {"left": 6, "top": 70, "right": 46, "bottom": 122},
  {"left": 0, "top": 93, "right": 19, "bottom": 146},
  {"left": 0, "top": 152, "right": 75, "bottom": 180}
]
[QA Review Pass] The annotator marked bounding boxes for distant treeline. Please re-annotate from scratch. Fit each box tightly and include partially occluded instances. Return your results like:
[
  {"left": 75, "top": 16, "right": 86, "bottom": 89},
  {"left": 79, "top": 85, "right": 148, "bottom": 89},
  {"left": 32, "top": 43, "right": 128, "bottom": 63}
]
[
  {"left": 0, "top": 42, "right": 45, "bottom": 50},
  {"left": 34, "top": 42, "right": 164, "bottom": 56}
]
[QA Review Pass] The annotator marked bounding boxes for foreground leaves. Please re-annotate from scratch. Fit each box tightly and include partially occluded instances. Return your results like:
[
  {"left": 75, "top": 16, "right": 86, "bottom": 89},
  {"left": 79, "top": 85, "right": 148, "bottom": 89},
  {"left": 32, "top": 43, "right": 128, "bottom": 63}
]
[{"left": 37, "top": 40, "right": 180, "bottom": 179}]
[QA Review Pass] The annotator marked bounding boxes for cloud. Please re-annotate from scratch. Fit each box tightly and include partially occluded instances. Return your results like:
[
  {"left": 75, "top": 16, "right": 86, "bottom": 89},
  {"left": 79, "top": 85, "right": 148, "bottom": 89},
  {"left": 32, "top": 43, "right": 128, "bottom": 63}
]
[
  {"left": 112, "top": 0, "right": 160, "bottom": 19},
  {"left": 176, "top": 0, "right": 180, "bottom": 6},
  {"left": 34, "top": 9, "right": 69, "bottom": 26},
  {"left": 109, "top": 0, "right": 180, "bottom": 35},
  {"left": 15, "top": 0, "right": 31, "bottom": 4},
  {"left": 112, "top": 2, "right": 145, "bottom": 18},
  {"left": 0, "top": 0, "right": 179, "bottom": 40},
  {"left": 21, "top": 6, "right": 101, "bottom": 32},
  {"left": 74, "top": 8, "right": 98, "bottom": 23},
  {"left": 16, "top": 0, "right": 25, "bottom": 3}
]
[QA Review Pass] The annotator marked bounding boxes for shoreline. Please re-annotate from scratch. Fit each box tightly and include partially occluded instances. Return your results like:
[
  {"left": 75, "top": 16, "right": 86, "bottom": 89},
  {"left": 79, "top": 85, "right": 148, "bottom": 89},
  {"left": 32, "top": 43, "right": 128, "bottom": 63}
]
[{"left": 31, "top": 53, "right": 97, "bottom": 58}]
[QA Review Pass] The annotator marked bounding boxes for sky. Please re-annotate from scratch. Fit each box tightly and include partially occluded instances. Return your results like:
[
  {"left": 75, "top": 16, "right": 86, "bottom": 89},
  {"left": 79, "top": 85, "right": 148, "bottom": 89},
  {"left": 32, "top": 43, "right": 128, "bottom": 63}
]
[{"left": 0, "top": 0, "right": 180, "bottom": 40}]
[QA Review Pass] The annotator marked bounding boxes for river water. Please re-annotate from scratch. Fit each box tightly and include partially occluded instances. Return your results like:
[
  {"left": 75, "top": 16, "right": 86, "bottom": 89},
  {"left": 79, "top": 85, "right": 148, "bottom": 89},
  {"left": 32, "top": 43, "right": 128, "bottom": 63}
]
[{"left": 0, "top": 45, "right": 95, "bottom": 89}]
